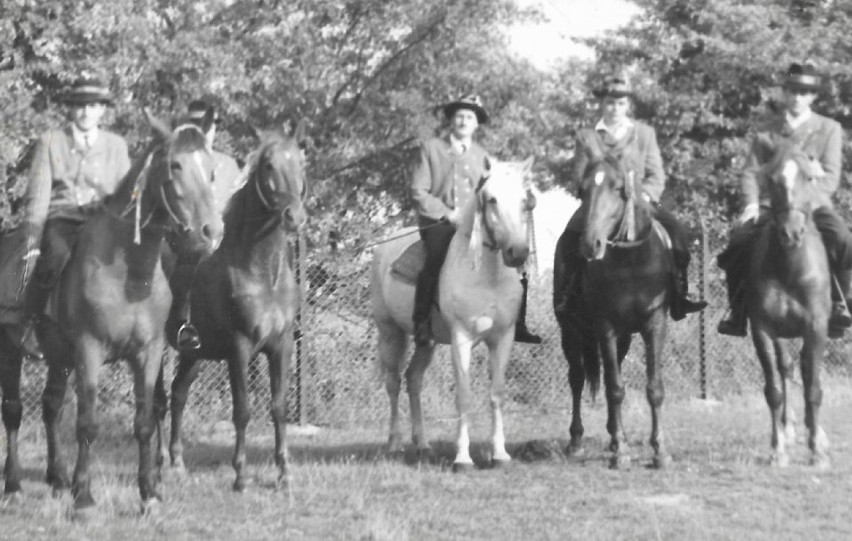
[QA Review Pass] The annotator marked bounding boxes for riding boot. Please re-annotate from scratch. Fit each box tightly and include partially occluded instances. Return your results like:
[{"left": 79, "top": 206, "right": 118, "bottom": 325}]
[
  {"left": 670, "top": 265, "right": 707, "bottom": 321},
  {"left": 413, "top": 270, "right": 437, "bottom": 347},
  {"left": 176, "top": 292, "right": 201, "bottom": 352},
  {"left": 18, "top": 272, "right": 52, "bottom": 360},
  {"left": 515, "top": 273, "right": 542, "bottom": 344},
  {"left": 717, "top": 264, "right": 747, "bottom": 337},
  {"left": 829, "top": 270, "right": 852, "bottom": 337}
]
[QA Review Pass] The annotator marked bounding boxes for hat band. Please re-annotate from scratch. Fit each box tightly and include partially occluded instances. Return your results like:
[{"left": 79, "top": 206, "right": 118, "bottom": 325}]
[{"left": 787, "top": 74, "right": 819, "bottom": 87}]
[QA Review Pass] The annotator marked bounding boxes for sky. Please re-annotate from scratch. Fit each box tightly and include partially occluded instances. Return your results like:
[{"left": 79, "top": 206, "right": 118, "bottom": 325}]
[{"left": 509, "top": 0, "right": 642, "bottom": 69}]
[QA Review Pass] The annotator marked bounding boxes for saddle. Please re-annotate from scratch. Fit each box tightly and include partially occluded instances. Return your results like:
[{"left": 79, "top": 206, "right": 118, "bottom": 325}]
[{"left": 390, "top": 240, "right": 426, "bottom": 285}]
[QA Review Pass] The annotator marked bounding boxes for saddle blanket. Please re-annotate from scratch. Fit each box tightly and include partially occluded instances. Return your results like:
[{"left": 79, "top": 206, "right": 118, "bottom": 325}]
[{"left": 390, "top": 240, "right": 425, "bottom": 285}]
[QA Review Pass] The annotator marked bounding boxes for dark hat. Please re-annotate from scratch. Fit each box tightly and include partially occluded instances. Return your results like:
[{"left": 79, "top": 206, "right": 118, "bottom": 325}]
[
  {"left": 186, "top": 99, "right": 222, "bottom": 125},
  {"left": 442, "top": 94, "right": 489, "bottom": 124},
  {"left": 62, "top": 77, "right": 114, "bottom": 106},
  {"left": 783, "top": 62, "right": 821, "bottom": 93},
  {"left": 592, "top": 73, "right": 634, "bottom": 99}
]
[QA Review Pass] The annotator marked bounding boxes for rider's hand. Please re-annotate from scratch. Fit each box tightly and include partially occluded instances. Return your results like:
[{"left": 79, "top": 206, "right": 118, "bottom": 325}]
[
  {"left": 444, "top": 209, "right": 461, "bottom": 226},
  {"left": 737, "top": 204, "right": 759, "bottom": 225}
]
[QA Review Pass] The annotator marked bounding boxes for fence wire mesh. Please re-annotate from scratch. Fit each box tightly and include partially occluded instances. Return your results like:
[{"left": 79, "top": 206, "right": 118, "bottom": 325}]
[{"left": 12, "top": 221, "right": 852, "bottom": 439}]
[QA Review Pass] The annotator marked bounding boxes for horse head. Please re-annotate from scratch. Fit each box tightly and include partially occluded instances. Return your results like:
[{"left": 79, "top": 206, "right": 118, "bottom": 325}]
[
  {"left": 142, "top": 108, "right": 224, "bottom": 255},
  {"left": 246, "top": 120, "right": 308, "bottom": 232},
  {"left": 472, "top": 157, "right": 534, "bottom": 268},
  {"left": 581, "top": 153, "right": 651, "bottom": 261},
  {"left": 763, "top": 139, "right": 822, "bottom": 250}
]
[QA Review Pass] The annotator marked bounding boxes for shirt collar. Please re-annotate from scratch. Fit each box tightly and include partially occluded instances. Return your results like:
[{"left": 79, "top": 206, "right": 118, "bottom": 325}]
[
  {"left": 449, "top": 133, "right": 472, "bottom": 154},
  {"left": 595, "top": 117, "right": 634, "bottom": 140},
  {"left": 71, "top": 124, "right": 99, "bottom": 149},
  {"left": 785, "top": 109, "right": 812, "bottom": 130}
]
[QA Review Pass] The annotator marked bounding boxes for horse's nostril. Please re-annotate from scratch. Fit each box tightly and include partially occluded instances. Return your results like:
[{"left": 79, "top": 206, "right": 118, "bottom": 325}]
[{"left": 201, "top": 224, "right": 213, "bottom": 240}]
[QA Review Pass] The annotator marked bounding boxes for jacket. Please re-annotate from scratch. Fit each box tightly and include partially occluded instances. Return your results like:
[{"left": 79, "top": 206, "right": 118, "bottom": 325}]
[
  {"left": 572, "top": 120, "right": 665, "bottom": 204},
  {"left": 410, "top": 136, "right": 490, "bottom": 221},
  {"left": 741, "top": 112, "right": 842, "bottom": 210}
]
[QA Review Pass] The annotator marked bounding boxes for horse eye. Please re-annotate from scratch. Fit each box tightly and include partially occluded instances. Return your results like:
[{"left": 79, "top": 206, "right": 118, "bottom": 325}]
[
  {"left": 488, "top": 196, "right": 497, "bottom": 205},
  {"left": 170, "top": 162, "right": 182, "bottom": 172}
]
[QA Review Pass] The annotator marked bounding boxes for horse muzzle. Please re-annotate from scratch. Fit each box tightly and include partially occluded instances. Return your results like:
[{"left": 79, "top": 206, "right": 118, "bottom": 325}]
[
  {"left": 580, "top": 236, "right": 607, "bottom": 261},
  {"left": 502, "top": 242, "right": 529, "bottom": 268}
]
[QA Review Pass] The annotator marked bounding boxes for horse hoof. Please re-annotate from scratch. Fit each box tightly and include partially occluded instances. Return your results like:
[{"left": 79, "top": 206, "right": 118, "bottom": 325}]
[
  {"left": 73, "top": 505, "right": 97, "bottom": 523},
  {"left": 452, "top": 461, "right": 475, "bottom": 473},
  {"left": 233, "top": 478, "right": 247, "bottom": 492},
  {"left": 4, "top": 479, "right": 22, "bottom": 494},
  {"left": 46, "top": 471, "right": 71, "bottom": 492},
  {"left": 770, "top": 452, "right": 790, "bottom": 468},
  {"left": 609, "top": 455, "right": 631, "bottom": 470},
  {"left": 491, "top": 458, "right": 512, "bottom": 470},
  {"left": 811, "top": 454, "right": 831, "bottom": 470},
  {"left": 141, "top": 496, "right": 163, "bottom": 517},
  {"left": 566, "top": 442, "right": 585, "bottom": 458},
  {"left": 651, "top": 454, "right": 672, "bottom": 470},
  {"left": 414, "top": 447, "right": 433, "bottom": 463}
]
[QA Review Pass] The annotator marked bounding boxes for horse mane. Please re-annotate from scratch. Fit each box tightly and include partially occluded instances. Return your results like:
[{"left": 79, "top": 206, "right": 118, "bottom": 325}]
[{"left": 103, "top": 141, "right": 160, "bottom": 212}]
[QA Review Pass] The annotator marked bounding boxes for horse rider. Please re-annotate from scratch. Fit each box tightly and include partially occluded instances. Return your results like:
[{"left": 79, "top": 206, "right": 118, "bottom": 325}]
[
  {"left": 0, "top": 77, "right": 130, "bottom": 352},
  {"left": 717, "top": 62, "right": 852, "bottom": 337},
  {"left": 553, "top": 73, "right": 707, "bottom": 321},
  {"left": 170, "top": 99, "right": 242, "bottom": 351},
  {"left": 411, "top": 94, "right": 542, "bottom": 347}
]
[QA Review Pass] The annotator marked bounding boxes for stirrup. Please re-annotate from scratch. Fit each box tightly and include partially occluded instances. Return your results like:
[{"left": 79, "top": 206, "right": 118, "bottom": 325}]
[
  {"left": 514, "top": 324, "right": 543, "bottom": 344},
  {"left": 717, "top": 317, "right": 747, "bottom": 337},
  {"left": 829, "top": 302, "right": 852, "bottom": 329},
  {"left": 177, "top": 322, "right": 201, "bottom": 351}
]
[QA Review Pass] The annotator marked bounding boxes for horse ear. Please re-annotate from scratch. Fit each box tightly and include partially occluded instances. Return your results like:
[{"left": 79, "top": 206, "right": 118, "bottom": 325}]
[
  {"left": 143, "top": 107, "right": 171, "bottom": 141},
  {"left": 200, "top": 107, "right": 217, "bottom": 134}
]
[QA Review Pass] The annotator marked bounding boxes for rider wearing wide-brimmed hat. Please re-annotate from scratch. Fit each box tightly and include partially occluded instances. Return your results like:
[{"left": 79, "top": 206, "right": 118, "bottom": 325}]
[
  {"left": 554, "top": 72, "right": 706, "bottom": 321},
  {"left": 0, "top": 76, "right": 130, "bottom": 349},
  {"left": 169, "top": 98, "right": 243, "bottom": 351},
  {"left": 718, "top": 62, "right": 852, "bottom": 337},
  {"left": 410, "top": 94, "right": 541, "bottom": 346}
]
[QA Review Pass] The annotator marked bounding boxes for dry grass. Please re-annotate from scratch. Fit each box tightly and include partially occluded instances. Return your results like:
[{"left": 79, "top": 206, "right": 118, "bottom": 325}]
[{"left": 4, "top": 383, "right": 852, "bottom": 540}]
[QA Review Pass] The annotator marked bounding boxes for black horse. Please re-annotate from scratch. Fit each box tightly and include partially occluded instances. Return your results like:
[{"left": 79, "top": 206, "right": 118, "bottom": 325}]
[
  {"left": 161, "top": 122, "right": 307, "bottom": 491},
  {"left": 554, "top": 153, "right": 673, "bottom": 469}
]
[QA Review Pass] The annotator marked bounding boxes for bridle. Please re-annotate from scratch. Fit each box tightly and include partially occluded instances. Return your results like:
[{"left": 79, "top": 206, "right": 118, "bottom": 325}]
[
  {"left": 250, "top": 141, "right": 307, "bottom": 214},
  {"left": 121, "top": 124, "right": 213, "bottom": 243}
]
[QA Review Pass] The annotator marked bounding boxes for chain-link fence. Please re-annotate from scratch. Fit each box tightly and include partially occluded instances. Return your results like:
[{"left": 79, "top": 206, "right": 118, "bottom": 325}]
[{"left": 13, "top": 219, "right": 852, "bottom": 438}]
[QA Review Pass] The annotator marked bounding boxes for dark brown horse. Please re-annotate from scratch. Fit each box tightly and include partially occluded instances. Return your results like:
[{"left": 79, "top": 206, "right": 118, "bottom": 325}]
[
  {"left": 1, "top": 111, "right": 224, "bottom": 513},
  {"left": 554, "top": 153, "right": 672, "bottom": 469},
  {"left": 163, "top": 122, "right": 307, "bottom": 491},
  {"left": 745, "top": 139, "right": 831, "bottom": 468}
]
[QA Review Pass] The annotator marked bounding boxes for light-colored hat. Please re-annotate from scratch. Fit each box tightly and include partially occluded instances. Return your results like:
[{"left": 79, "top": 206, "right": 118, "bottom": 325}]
[
  {"left": 62, "top": 77, "right": 114, "bottom": 106},
  {"left": 442, "top": 94, "right": 489, "bottom": 124}
]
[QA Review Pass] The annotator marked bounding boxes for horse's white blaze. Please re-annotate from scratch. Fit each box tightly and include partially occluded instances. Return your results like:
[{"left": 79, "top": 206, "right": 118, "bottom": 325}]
[
  {"left": 594, "top": 170, "right": 605, "bottom": 186},
  {"left": 782, "top": 160, "right": 799, "bottom": 191}
]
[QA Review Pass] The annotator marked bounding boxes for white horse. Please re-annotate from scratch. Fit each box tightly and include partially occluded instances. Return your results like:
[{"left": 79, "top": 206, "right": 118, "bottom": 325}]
[{"left": 371, "top": 158, "right": 534, "bottom": 471}]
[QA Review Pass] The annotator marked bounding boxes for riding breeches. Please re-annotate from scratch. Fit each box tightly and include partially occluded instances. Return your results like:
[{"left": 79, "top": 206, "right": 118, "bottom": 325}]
[
  {"left": 412, "top": 217, "right": 456, "bottom": 325},
  {"left": 24, "top": 218, "right": 83, "bottom": 316},
  {"left": 813, "top": 206, "right": 852, "bottom": 272}
]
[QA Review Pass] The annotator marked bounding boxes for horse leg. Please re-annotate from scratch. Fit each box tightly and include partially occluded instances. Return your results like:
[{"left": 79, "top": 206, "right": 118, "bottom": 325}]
[
  {"left": 487, "top": 329, "right": 515, "bottom": 467},
  {"left": 643, "top": 316, "right": 670, "bottom": 469},
  {"left": 776, "top": 341, "right": 796, "bottom": 443},
  {"left": 0, "top": 332, "right": 24, "bottom": 494},
  {"left": 377, "top": 320, "right": 407, "bottom": 454},
  {"left": 559, "top": 321, "right": 585, "bottom": 456},
  {"left": 450, "top": 330, "right": 475, "bottom": 472},
  {"left": 228, "top": 335, "right": 252, "bottom": 492},
  {"left": 153, "top": 364, "right": 168, "bottom": 474},
  {"left": 406, "top": 343, "right": 435, "bottom": 455},
  {"left": 132, "top": 342, "right": 165, "bottom": 510},
  {"left": 40, "top": 324, "right": 72, "bottom": 492},
  {"left": 751, "top": 328, "right": 788, "bottom": 467},
  {"left": 601, "top": 331, "right": 629, "bottom": 469},
  {"left": 71, "top": 335, "right": 105, "bottom": 511},
  {"left": 265, "top": 330, "right": 294, "bottom": 489},
  {"left": 801, "top": 331, "right": 829, "bottom": 469},
  {"left": 169, "top": 353, "right": 201, "bottom": 471}
]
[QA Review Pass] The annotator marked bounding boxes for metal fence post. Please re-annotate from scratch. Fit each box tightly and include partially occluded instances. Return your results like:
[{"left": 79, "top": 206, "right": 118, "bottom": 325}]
[
  {"left": 294, "top": 231, "right": 307, "bottom": 425},
  {"left": 698, "top": 216, "right": 709, "bottom": 399}
]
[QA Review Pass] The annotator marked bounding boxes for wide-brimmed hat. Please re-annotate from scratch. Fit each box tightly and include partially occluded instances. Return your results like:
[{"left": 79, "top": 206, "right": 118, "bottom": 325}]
[
  {"left": 442, "top": 94, "right": 488, "bottom": 124},
  {"left": 592, "top": 73, "right": 634, "bottom": 99},
  {"left": 61, "top": 77, "right": 114, "bottom": 106},
  {"left": 186, "top": 99, "right": 222, "bottom": 125},
  {"left": 783, "top": 62, "right": 821, "bottom": 93}
]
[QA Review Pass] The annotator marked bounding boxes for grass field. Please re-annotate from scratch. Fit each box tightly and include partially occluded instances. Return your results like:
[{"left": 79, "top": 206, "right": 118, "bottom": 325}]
[{"left": 3, "top": 381, "right": 852, "bottom": 541}]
